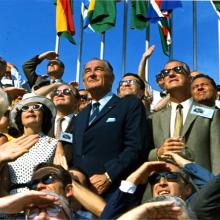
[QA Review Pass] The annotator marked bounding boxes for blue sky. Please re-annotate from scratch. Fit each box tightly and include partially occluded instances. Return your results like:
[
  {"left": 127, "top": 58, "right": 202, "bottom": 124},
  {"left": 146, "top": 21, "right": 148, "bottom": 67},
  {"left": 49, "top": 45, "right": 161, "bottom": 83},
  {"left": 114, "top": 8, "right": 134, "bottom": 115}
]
[{"left": 0, "top": 0, "right": 219, "bottom": 92}]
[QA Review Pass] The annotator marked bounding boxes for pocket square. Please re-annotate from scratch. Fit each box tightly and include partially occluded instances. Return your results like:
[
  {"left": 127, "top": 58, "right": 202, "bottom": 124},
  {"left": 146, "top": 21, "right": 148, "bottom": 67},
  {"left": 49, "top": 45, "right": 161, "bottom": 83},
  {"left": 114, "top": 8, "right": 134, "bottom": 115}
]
[{"left": 106, "top": 117, "right": 116, "bottom": 122}]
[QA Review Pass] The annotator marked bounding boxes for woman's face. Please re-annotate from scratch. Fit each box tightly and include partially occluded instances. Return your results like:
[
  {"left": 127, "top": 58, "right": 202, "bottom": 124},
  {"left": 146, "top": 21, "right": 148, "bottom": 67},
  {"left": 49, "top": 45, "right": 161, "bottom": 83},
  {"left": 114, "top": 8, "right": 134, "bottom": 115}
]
[{"left": 21, "top": 102, "right": 43, "bottom": 128}]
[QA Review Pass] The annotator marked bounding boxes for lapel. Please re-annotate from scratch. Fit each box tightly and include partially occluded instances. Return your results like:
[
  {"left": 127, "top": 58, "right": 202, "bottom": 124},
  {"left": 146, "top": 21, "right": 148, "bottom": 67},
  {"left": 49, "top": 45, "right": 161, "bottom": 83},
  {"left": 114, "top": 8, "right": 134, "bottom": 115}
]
[
  {"left": 160, "top": 106, "right": 171, "bottom": 138},
  {"left": 181, "top": 102, "right": 197, "bottom": 137},
  {"left": 87, "top": 95, "right": 120, "bottom": 128},
  {"left": 65, "top": 115, "right": 75, "bottom": 133}
]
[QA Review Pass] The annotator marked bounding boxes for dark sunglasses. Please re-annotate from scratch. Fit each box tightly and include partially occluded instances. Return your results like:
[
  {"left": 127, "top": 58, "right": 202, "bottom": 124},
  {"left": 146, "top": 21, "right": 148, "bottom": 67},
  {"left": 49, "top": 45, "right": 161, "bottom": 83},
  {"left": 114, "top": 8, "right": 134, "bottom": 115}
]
[
  {"left": 28, "top": 174, "right": 61, "bottom": 190},
  {"left": 26, "top": 204, "right": 63, "bottom": 219},
  {"left": 21, "top": 104, "right": 43, "bottom": 112},
  {"left": 119, "top": 79, "right": 139, "bottom": 87},
  {"left": 161, "top": 66, "right": 184, "bottom": 78},
  {"left": 53, "top": 89, "right": 72, "bottom": 96},
  {"left": 148, "top": 172, "right": 186, "bottom": 185}
]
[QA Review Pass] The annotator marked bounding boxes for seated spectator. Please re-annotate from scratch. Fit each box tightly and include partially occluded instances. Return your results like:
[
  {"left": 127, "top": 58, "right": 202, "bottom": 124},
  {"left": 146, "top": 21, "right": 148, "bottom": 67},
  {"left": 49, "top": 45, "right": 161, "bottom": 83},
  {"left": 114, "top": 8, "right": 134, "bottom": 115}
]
[
  {"left": 0, "top": 94, "right": 65, "bottom": 195},
  {"left": 22, "top": 51, "right": 65, "bottom": 90},
  {"left": 1, "top": 62, "right": 30, "bottom": 90},
  {"left": 79, "top": 89, "right": 92, "bottom": 112},
  {"left": 191, "top": 74, "right": 217, "bottom": 107}
]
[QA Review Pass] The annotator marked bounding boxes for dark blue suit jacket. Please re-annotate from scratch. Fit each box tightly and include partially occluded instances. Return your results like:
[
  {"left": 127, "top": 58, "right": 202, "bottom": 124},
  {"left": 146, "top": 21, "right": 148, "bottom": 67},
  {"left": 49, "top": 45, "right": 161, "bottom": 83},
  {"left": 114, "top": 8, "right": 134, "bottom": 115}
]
[{"left": 72, "top": 94, "right": 150, "bottom": 196}]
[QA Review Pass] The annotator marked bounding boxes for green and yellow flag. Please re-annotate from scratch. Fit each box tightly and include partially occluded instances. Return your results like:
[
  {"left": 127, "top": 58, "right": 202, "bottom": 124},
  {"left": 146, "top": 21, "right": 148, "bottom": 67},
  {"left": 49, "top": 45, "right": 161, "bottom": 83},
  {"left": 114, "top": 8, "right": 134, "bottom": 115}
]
[
  {"left": 56, "top": 0, "right": 75, "bottom": 44},
  {"left": 87, "top": 0, "right": 116, "bottom": 33}
]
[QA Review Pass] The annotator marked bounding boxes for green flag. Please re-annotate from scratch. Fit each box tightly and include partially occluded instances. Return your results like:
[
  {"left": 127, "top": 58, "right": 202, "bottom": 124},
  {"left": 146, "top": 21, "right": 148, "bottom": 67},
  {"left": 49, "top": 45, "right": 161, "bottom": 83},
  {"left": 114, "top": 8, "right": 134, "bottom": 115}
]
[
  {"left": 88, "top": 0, "right": 116, "bottom": 33},
  {"left": 130, "top": 0, "right": 149, "bottom": 30},
  {"left": 158, "top": 18, "right": 171, "bottom": 56},
  {"left": 211, "top": 1, "right": 220, "bottom": 17}
]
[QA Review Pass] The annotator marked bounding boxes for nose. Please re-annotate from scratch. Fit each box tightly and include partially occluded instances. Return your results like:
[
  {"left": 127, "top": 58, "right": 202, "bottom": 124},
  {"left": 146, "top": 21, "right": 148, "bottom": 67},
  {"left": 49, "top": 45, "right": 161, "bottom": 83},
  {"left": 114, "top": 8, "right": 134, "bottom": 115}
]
[
  {"left": 197, "top": 85, "right": 204, "bottom": 91},
  {"left": 36, "top": 182, "right": 47, "bottom": 191},
  {"left": 158, "top": 177, "right": 168, "bottom": 186},
  {"left": 168, "top": 69, "right": 177, "bottom": 77}
]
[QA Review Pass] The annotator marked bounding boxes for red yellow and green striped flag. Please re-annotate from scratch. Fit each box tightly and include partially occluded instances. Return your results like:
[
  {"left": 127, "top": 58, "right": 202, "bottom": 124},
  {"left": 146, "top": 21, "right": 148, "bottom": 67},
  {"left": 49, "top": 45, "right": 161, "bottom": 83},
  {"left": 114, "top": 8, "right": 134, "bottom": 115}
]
[{"left": 56, "top": 0, "right": 75, "bottom": 44}]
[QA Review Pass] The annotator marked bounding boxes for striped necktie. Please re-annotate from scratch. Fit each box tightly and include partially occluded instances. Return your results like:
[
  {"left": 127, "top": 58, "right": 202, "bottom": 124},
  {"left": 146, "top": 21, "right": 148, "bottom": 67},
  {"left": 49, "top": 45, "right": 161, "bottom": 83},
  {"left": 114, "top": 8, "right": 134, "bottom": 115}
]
[{"left": 89, "top": 102, "right": 100, "bottom": 125}]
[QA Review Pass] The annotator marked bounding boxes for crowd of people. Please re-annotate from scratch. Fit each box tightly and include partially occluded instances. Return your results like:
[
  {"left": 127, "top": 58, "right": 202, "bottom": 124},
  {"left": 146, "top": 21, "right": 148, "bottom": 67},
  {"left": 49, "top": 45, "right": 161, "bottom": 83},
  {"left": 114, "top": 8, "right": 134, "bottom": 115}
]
[{"left": 0, "top": 45, "right": 220, "bottom": 219}]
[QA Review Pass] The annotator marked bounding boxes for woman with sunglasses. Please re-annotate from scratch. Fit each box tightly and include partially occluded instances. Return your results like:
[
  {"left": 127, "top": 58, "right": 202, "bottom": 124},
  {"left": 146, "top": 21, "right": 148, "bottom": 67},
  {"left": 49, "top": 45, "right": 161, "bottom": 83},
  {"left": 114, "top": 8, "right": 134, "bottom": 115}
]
[{"left": 0, "top": 94, "right": 63, "bottom": 195}]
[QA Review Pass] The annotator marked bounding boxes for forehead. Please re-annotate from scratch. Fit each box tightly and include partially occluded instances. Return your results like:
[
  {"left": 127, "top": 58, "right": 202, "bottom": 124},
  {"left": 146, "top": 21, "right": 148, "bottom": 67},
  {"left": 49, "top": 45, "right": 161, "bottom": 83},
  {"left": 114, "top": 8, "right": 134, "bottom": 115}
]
[
  {"left": 164, "top": 61, "right": 182, "bottom": 69},
  {"left": 192, "top": 77, "right": 213, "bottom": 86},
  {"left": 79, "top": 90, "right": 88, "bottom": 95},
  {"left": 123, "top": 75, "right": 137, "bottom": 81},
  {"left": 85, "top": 60, "right": 107, "bottom": 69},
  {"left": 57, "top": 84, "right": 71, "bottom": 90},
  {"left": 24, "top": 102, "right": 41, "bottom": 106}
]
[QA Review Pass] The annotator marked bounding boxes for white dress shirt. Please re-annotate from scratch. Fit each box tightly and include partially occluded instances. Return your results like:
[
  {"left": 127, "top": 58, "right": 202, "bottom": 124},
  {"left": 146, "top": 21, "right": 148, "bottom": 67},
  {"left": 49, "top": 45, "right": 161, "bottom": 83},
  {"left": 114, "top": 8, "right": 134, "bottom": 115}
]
[{"left": 54, "top": 114, "right": 74, "bottom": 136}]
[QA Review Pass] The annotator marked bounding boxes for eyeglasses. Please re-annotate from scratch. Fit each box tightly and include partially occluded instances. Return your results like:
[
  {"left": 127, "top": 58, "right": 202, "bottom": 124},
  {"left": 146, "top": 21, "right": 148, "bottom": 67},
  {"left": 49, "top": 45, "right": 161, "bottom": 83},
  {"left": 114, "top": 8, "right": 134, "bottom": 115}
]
[
  {"left": 21, "top": 104, "right": 43, "bottom": 112},
  {"left": 148, "top": 172, "right": 186, "bottom": 185},
  {"left": 119, "top": 79, "right": 139, "bottom": 87},
  {"left": 28, "top": 174, "right": 61, "bottom": 190},
  {"left": 53, "top": 89, "right": 72, "bottom": 96},
  {"left": 80, "top": 94, "right": 90, "bottom": 101},
  {"left": 26, "top": 204, "right": 63, "bottom": 219},
  {"left": 161, "top": 66, "right": 184, "bottom": 78}
]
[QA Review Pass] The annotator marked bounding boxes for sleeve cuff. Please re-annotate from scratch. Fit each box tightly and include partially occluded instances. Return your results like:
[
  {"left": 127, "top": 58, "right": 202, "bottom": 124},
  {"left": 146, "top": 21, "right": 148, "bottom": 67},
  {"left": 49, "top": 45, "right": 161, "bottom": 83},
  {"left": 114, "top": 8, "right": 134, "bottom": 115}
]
[{"left": 119, "top": 180, "right": 137, "bottom": 194}]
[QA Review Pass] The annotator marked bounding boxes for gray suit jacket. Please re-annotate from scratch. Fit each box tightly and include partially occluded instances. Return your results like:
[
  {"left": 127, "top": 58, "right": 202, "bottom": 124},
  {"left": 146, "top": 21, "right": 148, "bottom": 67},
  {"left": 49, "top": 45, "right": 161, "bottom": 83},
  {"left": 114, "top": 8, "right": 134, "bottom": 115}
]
[{"left": 148, "top": 102, "right": 220, "bottom": 174}]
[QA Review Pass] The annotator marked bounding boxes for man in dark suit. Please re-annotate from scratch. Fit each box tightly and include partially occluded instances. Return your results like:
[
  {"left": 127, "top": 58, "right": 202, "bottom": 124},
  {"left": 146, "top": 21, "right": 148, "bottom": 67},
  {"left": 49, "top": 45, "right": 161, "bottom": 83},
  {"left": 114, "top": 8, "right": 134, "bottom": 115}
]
[
  {"left": 22, "top": 51, "right": 65, "bottom": 90},
  {"left": 48, "top": 83, "right": 80, "bottom": 166},
  {"left": 72, "top": 58, "right": 150, "bottom": 200}
]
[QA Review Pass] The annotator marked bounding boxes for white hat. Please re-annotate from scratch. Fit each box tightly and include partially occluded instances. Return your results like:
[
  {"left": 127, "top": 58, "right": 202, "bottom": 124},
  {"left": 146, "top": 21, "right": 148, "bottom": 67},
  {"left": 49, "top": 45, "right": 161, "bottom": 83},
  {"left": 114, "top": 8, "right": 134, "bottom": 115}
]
[{"left": 10, "top": 93, "right": 56, "bottom": 129}]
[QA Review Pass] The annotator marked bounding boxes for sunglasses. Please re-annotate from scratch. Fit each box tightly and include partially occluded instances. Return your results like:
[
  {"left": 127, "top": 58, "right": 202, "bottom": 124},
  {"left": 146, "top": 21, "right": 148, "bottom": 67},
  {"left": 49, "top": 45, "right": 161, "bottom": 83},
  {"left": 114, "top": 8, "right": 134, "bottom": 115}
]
[
  {"left": 26, "top": 204, "right": 63, "bottom": 219},
  {"left": 148, "top": 172, "right": 186, "bottom": 185},
  {"left": 80, "top": 94, "right": 90, "bottom": 101},
  {"left": 21, "top": 104, "right": 43, "bottom": 112},
  {"left": 53, "top": 89, "right": 72, "bottom": 96},
  {"left": 119, "top": 79, "right": 139, "bottom": 87},
  {"left": 161, "top": 66, "right": 184, "bottom": 78},
  {"left": 28, "top": 174, "right": 61, "bottom": 190}
]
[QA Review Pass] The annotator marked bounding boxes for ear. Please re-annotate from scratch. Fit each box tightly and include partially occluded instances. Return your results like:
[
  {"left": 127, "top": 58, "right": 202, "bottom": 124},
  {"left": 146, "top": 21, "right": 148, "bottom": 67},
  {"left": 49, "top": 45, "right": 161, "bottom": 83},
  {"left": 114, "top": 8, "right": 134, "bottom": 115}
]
[
  {"left": 65, "top": 184, "right": 73, "bottom": 198},
  {"left": 182, "top": 184, "right": 193, "bottom": 199}
]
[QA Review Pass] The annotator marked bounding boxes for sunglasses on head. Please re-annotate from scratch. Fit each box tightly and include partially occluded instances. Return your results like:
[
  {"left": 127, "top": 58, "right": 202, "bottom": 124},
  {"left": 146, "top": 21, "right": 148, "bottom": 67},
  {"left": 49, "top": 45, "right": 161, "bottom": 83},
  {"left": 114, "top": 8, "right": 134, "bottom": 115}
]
[
  {"left": 28, "top": 174, "right": 61, "bottom": 190},
  {"left": 26, "top": 204, "right": 63, "bottom": 219},
  {"left": 119, "top": 79, "right": 139, "bottom": 87},
  {"left": 21, "top": 104, "right": 43, "bottom": 112},
  {"left": 161, "top": 66, "right": 185, "bottom": 78},
  {"left": 53, "top": 89, "right": 72, "bottom": 96},
  {"left": 148, "top": 172, "right": 186, "bottom": 185}
]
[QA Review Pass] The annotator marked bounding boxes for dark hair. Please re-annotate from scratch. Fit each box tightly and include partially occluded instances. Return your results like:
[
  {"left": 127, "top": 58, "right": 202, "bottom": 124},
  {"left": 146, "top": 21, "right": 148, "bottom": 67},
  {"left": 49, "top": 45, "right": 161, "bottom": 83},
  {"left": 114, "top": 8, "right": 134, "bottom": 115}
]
[
  {"left": 15, "top": 104, "right": 53, "bottom": 134},
  {"left": 166, "top": 59, "right": 190, "bottom": 75},
  {"left": 122, "top": 73, "right": 145, "bottom": 90},
  {"left": 192, "top": 73, "right": 217, "bottom": 90},
  {"left": 33, "top": 163, "right": 72, "bottom": 187},
  {"left": 0, "top": 57, "right": 7, "bottom": 66}
]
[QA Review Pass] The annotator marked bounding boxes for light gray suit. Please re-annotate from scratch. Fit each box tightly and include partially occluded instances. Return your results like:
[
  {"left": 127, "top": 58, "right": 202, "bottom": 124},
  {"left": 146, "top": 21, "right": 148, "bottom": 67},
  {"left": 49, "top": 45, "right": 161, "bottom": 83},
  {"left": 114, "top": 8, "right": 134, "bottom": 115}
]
[{"left": 148, "top": 102, "right": 220, "bottom": 174}]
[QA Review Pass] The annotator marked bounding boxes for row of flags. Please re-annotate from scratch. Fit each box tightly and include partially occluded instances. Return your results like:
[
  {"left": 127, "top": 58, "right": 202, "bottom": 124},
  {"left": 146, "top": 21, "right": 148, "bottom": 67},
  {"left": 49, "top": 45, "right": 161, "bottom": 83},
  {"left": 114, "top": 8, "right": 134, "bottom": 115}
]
[{"left": 55, "top": 0, "right": 220, "bottom": 56}]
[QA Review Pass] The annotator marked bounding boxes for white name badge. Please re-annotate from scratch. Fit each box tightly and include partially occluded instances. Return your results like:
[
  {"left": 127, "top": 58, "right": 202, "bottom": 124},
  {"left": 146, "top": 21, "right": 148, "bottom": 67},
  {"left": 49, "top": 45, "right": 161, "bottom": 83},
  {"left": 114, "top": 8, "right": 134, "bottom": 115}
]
[
  {"left": 60, "top": 132, "right": 73, "bottom": 143},
  {"left": 191, "top": 105, "right": 214, "bottom": 119}
]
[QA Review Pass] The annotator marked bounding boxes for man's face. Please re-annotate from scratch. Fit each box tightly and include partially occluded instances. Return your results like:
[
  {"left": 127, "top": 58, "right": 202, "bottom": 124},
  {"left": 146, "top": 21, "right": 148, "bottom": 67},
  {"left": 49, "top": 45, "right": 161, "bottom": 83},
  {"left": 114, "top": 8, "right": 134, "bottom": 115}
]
[
  {"left": 47, "top": 61, "right": 64, "bottom": 79},
  {"left": 191, "top": 77, "right": 217, "bottom": 106},
  {"left": 79, "top": 90, "right": 92, "bottom": 112},
  {"left": 151, "top": 163, "right": 190, "bottom": 200},
  {"left": 83, "top": 60, "right": 114, "bottom": 94},
  {"left": 163, "top": 61, "right": 191, "bottom": 92},
  {"left": 118, "top": 75, "right": 144, "bottom": 99},
  {"left": 52, "top": 85, "right": 77, "bottom": 112}
]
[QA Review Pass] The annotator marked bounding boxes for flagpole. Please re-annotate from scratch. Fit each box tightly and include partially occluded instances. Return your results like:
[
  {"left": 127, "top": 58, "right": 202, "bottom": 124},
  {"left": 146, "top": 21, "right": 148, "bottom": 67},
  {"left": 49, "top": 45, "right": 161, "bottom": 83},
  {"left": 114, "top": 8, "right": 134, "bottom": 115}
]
[
  {"left": 76, "top": 3, "right": 84, "bottom": 84},
  {"left": 145, "top": 24, "right": 150, "bottom": 82},
  {"left": 193, "top": 0, "right": 198, "bottom": 70},
  {"left": 100, "top": 33, "right": 105, "bottom": 59},
  {"left": 122, "top": 0, "right": 128, "bottom": 76},
  {"left": 169, "top": 13, "right": 173, "bottom": 60},
  {"left": 55, "top": 35, "right": 60, "bottom": 54}
]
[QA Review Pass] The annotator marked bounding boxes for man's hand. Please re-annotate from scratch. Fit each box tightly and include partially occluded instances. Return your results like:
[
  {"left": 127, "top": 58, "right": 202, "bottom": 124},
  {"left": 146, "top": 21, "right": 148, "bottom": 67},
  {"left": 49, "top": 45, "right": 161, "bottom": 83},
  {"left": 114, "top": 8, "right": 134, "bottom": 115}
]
[
  {"left": 38, "top": 51, "right": 58, "bottom": 61},
  {"left": 157, "top": 137, "right": 184, "bottom": 158},
  {"left": 117, "top": 201, "right": 182, "bottom": 220},
  {"left": 0, "top": 134, "right": 39, "bottom": 164},
  {"left": 3, "top": 87, "right": 26, "bottom": 100},
  {"left": 126, "top": 161, "right": 170, "bottom": 185},
  {"left": 53, "top": 141, "right": 68, "bottom": 170},
  {"left": 89, "top": 173, "right": 111, "bottom": 195},
  {"left": 142, "top": 45, "right": 156, "bottom": 60}
]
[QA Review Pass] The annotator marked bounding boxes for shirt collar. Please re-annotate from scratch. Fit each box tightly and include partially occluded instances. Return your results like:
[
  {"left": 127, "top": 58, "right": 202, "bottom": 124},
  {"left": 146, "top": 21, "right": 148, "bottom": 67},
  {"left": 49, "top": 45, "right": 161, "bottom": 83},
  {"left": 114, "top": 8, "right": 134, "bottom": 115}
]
[
  {"left": 91, "top": 91, "right": 114, "bottom": 109},
  {"left": 171, "top": 98, "right": 193, "bottom": 110}
]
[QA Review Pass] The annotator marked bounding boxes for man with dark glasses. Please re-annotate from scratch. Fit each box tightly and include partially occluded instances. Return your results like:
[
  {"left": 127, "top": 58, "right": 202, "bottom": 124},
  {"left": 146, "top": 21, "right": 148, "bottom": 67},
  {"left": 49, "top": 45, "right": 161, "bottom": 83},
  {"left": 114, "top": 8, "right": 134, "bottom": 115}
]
[
  {"left": 148, "top": 59, "right": 220, "bottom": 175},
  {"left": 78, "top": 89, "right": 92, "bottom": 112},
  {"left": 22, "top": 50, "right": 65, "bottom": 90},
  {"left": 48, "top": 84, "right": 80, "bottom": 166}
]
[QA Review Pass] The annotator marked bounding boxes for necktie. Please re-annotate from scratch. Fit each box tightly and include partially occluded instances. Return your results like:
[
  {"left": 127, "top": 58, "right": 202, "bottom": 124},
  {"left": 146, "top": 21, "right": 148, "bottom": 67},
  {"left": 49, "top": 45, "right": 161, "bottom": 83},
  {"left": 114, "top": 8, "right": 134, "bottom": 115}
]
[
  {"left": 89, "top": 102, "right": 100, "bottom": 125},
  {"left": 55, "top": 117, "right": 64, "bottom": 139},
  {"left": 173, "top": 104, "right": 183, "bottom": 137}
]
